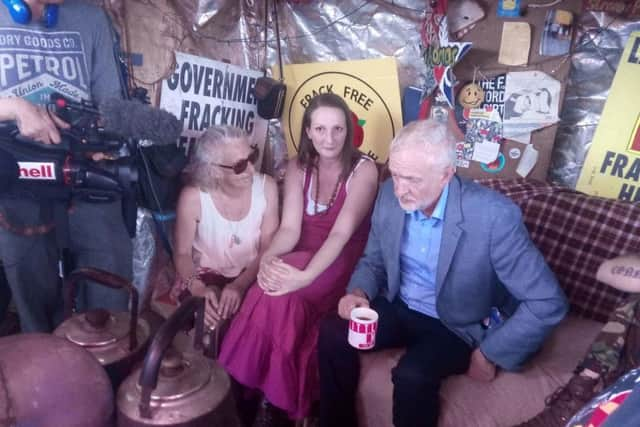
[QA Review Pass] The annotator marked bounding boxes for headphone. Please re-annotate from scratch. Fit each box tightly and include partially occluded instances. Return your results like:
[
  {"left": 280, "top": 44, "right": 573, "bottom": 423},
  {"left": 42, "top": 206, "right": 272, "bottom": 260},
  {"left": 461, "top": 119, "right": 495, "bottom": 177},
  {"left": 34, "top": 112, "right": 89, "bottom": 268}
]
[{"left": 3, "top": 0, "right": 58, "bottom": 27}]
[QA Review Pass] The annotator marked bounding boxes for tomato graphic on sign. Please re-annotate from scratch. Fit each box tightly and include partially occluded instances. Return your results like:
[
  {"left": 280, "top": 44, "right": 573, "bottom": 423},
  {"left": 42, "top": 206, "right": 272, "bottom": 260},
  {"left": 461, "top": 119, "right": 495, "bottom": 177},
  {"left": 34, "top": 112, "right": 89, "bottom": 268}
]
[
  {"left": 630, "top": 114, "right": 640, "bottom": 153},
  {"left": 351, "top": 112, "right": 365, "bottom": 148}
]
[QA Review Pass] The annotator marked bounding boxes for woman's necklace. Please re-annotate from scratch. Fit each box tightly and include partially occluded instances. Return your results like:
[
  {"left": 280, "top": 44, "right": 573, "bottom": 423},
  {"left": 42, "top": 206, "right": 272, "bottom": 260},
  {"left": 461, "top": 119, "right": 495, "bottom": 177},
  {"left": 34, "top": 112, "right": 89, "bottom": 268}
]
[
  {"left": 228, "top": 222, "right": 241, "bottom": 247},
  {"left": 212, "top": 189, "right": 248, "bottom": 248},
  {"left": 314, "top": 167, "right": 342, "bottom": 216}
]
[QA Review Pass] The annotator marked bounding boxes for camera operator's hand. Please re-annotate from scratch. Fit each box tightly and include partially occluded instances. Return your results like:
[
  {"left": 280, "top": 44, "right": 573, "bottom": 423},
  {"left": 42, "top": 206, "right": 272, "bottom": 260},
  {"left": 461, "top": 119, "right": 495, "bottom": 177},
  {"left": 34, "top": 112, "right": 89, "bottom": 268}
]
[{"left": 4, "top": 98, "right": 69, "bottom": 144}]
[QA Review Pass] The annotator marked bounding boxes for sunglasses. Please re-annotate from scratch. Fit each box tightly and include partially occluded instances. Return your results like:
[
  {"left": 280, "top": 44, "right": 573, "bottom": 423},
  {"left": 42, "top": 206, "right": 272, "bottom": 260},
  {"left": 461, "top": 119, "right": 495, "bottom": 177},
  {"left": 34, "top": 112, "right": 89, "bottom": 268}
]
[{"left": 213, "top": 145, "right": 260, "bottom": 174}]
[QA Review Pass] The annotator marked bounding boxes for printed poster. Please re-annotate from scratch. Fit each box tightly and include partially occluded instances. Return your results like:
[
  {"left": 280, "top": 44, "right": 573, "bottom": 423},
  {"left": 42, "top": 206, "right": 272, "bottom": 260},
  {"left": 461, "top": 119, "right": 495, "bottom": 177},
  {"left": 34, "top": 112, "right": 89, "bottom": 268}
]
[
  {"left": 455, "top": 74, "right": 506, "bottom": 132},
  {"left": 502, "top": 71, "right": 561, "bottom": 143},
  {"left": 281, "top": 57, "right": 403, "bottom": 163},
  {"left": 159, "top": 52, "right": 268, "bottom": 159},
  {"left": 576, "top": 32, "right": 640, "bottom": 202},
  {"left": 454, "top": 76, "right": 506, "bottom": 167}
]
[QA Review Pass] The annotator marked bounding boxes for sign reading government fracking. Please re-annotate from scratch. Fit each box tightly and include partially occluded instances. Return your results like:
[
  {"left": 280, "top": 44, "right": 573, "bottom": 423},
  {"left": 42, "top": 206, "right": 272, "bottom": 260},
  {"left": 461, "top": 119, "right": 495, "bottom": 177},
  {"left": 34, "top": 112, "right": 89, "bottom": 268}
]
[
  {"left": 576, "top": 32, "right": 640, "bottom": 202},
  {"left": 159, "top": 52, "right": 268, "bottom": 158},
  {"left": 282, "top": 57, "right": 403, "bottom": 163}
]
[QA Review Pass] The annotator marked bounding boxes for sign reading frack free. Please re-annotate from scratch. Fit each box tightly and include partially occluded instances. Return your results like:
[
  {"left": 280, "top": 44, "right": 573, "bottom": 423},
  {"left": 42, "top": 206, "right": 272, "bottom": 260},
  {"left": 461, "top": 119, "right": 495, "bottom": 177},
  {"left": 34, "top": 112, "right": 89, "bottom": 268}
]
[{"left": 281, "top": 57, "right": 403, "bottom": 163}]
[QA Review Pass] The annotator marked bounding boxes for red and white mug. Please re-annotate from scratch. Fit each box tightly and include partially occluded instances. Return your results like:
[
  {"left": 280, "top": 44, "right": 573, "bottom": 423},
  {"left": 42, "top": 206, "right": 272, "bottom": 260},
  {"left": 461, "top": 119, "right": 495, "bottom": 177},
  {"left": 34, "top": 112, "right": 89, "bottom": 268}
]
[{"left": 348, "top": 307, "right": 378, "bottom": 350}]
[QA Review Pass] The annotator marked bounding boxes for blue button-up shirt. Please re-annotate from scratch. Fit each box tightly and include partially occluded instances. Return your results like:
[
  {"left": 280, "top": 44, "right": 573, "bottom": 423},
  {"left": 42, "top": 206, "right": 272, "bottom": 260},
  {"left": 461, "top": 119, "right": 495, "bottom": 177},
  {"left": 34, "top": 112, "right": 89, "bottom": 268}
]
[{"left": 398, "top": 185, "right": 449, "bottom": 318}]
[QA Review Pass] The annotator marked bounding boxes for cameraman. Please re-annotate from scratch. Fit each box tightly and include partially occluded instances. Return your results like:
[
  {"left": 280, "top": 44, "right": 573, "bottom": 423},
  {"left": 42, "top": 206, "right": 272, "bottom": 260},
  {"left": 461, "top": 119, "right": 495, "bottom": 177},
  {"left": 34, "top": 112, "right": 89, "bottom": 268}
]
[{"left": 0, "top": 0, "right": 131, "bottom": 332}]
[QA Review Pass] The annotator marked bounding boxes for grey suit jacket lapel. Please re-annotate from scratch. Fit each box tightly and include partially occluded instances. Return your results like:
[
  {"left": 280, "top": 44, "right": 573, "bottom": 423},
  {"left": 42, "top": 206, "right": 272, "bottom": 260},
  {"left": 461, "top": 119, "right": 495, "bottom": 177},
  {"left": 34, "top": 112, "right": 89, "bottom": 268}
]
[
  {"left": 436, "top": 177, "right": 464, "bottom": 294},
  {"left": 388, "top": 194, "right": 405, "bottom": 294}
]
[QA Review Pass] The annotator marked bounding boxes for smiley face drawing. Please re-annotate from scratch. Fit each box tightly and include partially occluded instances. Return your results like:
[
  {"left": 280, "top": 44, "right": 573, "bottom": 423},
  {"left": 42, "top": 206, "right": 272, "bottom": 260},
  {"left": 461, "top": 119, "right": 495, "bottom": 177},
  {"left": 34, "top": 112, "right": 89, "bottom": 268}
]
[{"left": 457, "top": 82, "right": 485, "bottom": 109}]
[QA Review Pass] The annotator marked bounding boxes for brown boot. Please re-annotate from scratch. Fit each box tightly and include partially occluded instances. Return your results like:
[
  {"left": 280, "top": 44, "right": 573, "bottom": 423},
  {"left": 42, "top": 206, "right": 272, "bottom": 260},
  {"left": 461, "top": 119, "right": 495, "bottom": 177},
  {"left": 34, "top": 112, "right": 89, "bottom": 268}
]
[{"left": 516, "top": 375, "right": 599, "bottom": 427}]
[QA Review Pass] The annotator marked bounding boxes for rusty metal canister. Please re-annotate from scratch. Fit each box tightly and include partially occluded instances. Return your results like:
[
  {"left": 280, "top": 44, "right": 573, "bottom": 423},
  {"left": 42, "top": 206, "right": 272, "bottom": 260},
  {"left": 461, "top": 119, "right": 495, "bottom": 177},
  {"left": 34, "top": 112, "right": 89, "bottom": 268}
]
[
  {"left": 117, "top": 296, "right": 241, "bottom": 427},
  {"left": 0, "top": 333, "right": 114, "bottom": 427}
]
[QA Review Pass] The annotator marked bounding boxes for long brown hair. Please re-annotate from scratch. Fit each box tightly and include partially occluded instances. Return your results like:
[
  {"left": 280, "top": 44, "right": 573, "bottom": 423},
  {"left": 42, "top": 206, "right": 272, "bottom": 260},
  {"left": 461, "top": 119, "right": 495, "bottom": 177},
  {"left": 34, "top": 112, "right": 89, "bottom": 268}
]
[{"left": 297, "top": 93, "right": 361, "bottom": 180}]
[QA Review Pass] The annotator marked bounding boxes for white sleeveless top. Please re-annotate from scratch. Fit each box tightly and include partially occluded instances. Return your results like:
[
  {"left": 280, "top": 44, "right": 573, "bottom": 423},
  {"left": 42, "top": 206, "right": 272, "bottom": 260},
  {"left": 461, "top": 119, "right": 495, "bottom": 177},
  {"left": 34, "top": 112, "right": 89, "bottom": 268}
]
[
  {"left": 192, "top": 174, "right": 267, "bottom": 277},
  {"left": 305, "top": 156, "right": 372, "bottom": 215}
]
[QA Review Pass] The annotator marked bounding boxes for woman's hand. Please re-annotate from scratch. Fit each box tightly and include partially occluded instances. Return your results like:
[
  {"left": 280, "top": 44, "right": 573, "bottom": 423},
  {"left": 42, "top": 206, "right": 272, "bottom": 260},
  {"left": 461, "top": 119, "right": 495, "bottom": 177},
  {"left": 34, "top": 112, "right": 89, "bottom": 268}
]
[
  {"left": 186, "top": 279, "right": 221, "bottom": 329},
  {"left": 218, "top": 283, "right": 243, "bottom": 320},
  {"left": 257, "top": 254, "right": 280, "bottom": 291},
  {"left": 258, "top": 257, "right": 311, "bottom": 296}
]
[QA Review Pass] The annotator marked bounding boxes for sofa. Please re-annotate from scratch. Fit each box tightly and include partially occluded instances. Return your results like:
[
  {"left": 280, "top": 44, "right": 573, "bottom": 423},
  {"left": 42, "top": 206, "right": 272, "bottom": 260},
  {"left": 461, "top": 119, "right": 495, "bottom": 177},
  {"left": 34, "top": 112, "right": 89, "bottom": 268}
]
[{"left": 355, "top": 178, "right": 640, "bottom": 427}]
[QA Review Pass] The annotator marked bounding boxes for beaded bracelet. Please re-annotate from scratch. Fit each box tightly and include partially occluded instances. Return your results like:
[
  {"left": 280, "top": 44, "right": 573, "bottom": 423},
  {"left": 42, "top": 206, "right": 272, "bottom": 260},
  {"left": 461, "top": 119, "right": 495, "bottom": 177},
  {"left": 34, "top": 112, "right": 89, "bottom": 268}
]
[
  {"left": 184, "top": 272, "right": 201, "bottom": 292},
  {"left": 177, "top": 272, "right": 200, "bottom": 303}
]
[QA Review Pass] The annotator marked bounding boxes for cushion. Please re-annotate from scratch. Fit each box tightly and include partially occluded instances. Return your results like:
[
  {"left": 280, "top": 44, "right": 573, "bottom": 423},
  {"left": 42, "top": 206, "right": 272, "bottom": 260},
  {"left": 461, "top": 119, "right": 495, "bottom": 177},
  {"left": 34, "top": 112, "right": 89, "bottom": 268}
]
[
  {"left": 356, "top": 315, "right": 603, "bottom": 427},
  {"left": 596, "top": 255, "right": 640, "bottom": 293}
]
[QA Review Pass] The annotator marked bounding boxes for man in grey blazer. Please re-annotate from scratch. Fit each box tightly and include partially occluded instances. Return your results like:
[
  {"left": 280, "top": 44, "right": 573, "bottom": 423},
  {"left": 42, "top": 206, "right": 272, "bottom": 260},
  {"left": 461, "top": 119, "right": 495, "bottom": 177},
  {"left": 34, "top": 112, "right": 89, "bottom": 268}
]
[{"left": 318, "top": 119, "right": 568, "bottom": 427}]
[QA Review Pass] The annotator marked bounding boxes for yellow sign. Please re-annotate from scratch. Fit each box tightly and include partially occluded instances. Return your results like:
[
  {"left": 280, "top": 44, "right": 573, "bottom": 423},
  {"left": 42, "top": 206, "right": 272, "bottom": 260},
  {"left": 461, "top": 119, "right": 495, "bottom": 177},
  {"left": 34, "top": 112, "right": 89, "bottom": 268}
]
[
  {"left": 628, "top": 113, "right": 640, "bottom": 154},
  {"left": 576, "top": 32, "right": 640, "bottom": 202},
  {"left": 280, "top": 57, "right": 403, "bottom": 163}
]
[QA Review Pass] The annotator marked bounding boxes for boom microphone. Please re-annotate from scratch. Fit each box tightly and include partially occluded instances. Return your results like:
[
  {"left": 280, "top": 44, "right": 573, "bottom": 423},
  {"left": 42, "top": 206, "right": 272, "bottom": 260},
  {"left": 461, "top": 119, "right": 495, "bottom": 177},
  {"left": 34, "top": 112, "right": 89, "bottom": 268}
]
[{"left": 99, "top": 98, "right": 183, "bottom": 146}]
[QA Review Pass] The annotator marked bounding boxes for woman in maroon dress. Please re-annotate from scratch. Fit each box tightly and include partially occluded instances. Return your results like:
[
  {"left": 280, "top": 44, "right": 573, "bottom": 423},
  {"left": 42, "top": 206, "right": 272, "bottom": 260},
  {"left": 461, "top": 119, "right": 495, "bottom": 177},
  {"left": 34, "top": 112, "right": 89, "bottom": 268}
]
[{"left": 218, "top": 93, "right": 378, "bottom": 422}]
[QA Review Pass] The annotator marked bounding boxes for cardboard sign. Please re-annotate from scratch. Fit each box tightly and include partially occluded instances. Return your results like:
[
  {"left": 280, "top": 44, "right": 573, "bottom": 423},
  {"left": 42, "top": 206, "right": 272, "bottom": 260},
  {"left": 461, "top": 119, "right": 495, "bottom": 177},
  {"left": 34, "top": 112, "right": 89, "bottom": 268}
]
[
  {"left": 576, "top": 32, "right": 640, "bottom": 202},
  {"left": 159, "top": 52, "right": 268, "bottom": 157},
  {"left": 281, "top": 57, "right": 403, "bottom": 163}
]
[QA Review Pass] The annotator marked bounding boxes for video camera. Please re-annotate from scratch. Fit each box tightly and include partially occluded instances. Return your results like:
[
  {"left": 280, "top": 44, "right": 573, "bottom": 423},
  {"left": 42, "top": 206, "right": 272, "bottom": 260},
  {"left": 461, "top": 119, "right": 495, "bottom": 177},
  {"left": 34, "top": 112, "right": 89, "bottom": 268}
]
[
  {"left": 0, "top": 93, "right": 139, "bottom": 203},
  {"left": 0, "top": 90, "right": 183, "bottom": 203},
  {"left": 0, "top": 91, "right": 184, "bottom": 238}
]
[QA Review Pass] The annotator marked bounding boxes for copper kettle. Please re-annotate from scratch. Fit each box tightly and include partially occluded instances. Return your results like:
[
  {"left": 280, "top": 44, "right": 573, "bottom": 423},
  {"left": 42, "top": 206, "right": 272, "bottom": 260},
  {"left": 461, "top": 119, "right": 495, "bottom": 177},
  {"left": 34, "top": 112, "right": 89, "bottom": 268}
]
[
  {"left": 54, "top": 267, "right": 152, "bottom": 389},
  {"left": 116, "top": 296, "right": 241, "bottom": 426},
  {"left": 0, "top": 333, "right": 114, "bottom": 427}
]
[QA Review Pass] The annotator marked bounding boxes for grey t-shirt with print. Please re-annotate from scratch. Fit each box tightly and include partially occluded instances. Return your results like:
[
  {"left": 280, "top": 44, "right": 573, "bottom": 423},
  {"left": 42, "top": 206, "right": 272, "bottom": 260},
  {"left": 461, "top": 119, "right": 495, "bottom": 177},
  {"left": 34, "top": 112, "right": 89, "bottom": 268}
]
[{"left": 0, "top": 0, "right": 122, "bottom": 106}]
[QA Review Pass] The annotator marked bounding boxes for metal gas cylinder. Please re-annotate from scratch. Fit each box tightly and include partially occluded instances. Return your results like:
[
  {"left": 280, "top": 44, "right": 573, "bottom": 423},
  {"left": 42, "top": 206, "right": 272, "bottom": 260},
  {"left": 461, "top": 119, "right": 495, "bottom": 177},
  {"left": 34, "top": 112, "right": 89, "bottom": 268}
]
[
  {"left": 54, "top": 267, "right": 153, "bottom": 389},
  {"left": 117, "top": 296, "right": 241, "bottom": 427},
  {"left": 0, "top": 333, "right": 114, "bottom": 427}
]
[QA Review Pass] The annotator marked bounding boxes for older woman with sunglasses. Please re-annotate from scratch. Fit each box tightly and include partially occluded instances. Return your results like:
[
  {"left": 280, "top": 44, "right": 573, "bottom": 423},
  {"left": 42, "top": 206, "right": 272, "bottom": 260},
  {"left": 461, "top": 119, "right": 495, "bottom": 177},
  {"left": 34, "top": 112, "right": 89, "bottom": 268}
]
[
  {"left": 171, "top": 125, "right": 279, "bottom": 329},
  {"left": 219, "top": 93, "right": 379, "bottom": 423}
]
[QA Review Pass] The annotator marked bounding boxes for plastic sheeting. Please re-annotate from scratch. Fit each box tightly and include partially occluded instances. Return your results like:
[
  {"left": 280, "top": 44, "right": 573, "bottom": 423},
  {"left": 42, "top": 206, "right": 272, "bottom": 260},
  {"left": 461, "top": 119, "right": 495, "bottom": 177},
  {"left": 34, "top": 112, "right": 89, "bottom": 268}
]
[
  {"left": 132, "top": 208, "right": 156, "bottom": 310},
  {"left": 549, "top": 12, "right": 640, "bottom": 188},
  {"left": 132, "top": 207, "right": 176, "bottom": 310},
  {"left": 187, "top": 0, "right": 426, "bottom": 88}
]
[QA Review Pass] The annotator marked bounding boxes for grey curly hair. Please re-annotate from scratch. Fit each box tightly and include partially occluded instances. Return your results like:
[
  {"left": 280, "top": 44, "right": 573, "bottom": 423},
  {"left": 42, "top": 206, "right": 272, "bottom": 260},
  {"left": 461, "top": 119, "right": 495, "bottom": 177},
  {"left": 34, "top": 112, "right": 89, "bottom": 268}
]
[{"left": 183, "top": 125, "right": 249, "bottom": 187}]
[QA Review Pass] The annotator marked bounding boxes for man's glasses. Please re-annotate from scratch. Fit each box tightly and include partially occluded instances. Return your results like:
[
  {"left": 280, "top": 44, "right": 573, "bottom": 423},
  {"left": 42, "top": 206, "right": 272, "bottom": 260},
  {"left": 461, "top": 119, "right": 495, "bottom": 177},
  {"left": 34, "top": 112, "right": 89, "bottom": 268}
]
[{"left": 213, "top": 145, "right": 260, "bottom": 174}]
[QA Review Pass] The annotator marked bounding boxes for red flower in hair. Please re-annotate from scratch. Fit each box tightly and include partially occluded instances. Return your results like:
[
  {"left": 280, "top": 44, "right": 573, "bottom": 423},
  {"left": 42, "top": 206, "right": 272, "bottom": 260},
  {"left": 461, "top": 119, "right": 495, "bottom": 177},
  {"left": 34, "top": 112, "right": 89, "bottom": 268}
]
[{"left": 351, "top": 112, "right": 365, "bottom": 148}]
